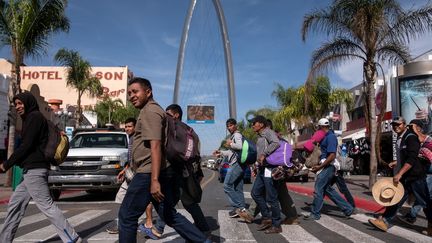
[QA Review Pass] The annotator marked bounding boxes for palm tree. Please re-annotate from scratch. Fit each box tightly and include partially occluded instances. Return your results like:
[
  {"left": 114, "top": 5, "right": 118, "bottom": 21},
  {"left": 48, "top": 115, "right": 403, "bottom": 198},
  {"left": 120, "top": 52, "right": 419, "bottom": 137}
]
[
  {"left": 302, "top": 0, "right": 432, "bottom": 188},
  {"left": 94, "top": 96, "right": 127, "bottom": 126},
  {"left": 54, "top": 48, "right": 103, "bottom": 127},
  {"left": 0, "top": 0, "right": 69, "bottom": 186}
]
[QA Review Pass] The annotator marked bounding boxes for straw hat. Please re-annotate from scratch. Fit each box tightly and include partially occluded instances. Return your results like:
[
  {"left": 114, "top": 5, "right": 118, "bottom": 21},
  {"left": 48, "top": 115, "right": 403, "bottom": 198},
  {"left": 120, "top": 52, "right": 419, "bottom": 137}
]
[{"left": 372, "top": 178, "right": 405, "bottom": 206}]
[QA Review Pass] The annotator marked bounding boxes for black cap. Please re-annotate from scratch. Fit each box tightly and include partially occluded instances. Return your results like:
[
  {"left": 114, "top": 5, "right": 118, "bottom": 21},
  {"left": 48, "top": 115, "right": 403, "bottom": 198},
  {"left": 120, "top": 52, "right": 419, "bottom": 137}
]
[
  {"left": 391, "top": 116, "right": 406, "bottom": 125},
  {"left": 409, "top": 119, "right": 425, "bottom": 130},
  {"left": 250, "top": 115, "right": 267, "bottom": 126}
]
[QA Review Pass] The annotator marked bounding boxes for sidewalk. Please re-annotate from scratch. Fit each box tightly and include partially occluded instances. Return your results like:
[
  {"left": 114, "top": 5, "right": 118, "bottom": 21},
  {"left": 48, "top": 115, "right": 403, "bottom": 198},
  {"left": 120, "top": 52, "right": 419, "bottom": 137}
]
[{"left": 287, "top": 173, "right": 386, "bottom": 213}]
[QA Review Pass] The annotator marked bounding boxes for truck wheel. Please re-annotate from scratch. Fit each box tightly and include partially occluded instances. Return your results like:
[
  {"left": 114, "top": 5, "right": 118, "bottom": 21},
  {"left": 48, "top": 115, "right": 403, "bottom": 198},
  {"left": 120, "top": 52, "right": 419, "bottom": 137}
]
[{"left": 50, "top": 189, "right": 61, "bottom": 201}]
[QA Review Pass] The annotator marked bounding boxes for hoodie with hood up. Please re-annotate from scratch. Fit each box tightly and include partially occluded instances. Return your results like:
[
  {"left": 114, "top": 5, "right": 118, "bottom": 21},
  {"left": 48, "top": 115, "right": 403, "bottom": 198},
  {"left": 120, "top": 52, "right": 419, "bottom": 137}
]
[{"left": 3, "top": 92, "right": 49, "bottom": 171}]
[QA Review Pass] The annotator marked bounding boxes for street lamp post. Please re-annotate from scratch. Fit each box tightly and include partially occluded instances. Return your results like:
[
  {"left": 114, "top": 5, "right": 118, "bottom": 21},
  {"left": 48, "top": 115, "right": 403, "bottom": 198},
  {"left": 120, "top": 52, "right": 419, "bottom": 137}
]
[{"left": 56, "top": 110, "right": 73, "bottom": 130}]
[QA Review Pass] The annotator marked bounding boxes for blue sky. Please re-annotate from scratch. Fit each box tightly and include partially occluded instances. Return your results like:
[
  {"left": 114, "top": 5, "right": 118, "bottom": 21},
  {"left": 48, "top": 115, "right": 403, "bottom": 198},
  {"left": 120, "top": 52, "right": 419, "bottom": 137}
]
[{"left": 1, "top": 0, "right": 431, "bottom": 154}]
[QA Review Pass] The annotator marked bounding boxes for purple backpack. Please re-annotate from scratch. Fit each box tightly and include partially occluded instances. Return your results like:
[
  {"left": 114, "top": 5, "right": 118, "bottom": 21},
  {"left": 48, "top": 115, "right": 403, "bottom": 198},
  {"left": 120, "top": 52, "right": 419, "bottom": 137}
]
[{"left": 266, "top": 140, "right": 293, "bottom": 167}]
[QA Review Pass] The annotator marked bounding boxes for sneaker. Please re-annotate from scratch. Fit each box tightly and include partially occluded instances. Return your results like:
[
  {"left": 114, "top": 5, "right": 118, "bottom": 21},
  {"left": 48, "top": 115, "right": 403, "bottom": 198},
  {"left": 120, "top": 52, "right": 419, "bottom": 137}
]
[
  {"left": 368, "top": 218, "right": 388, "bottom": 232},
  {"left": 397, "top": 214, "right": 416, "bottom": 225},
  {"left": 282, "top": 216, "right": 299, "bottom": 225},
  {"left": 138, "top": 224, "right": 160, "bottom": 240},
  {"left": 105, "top": 224, "right": 119, "bottom": 234},
  {"left": 264, "top": 226, "right": 282, "bottom": 234},
  {"left": 303, "top": 213, "right": 319, "bottom": 221},
  {"left": 228, "top": 209, "right": 239, "bottom": 218},
  {"left": 236, "top": 208, "right": 254, "bottom": 223}
]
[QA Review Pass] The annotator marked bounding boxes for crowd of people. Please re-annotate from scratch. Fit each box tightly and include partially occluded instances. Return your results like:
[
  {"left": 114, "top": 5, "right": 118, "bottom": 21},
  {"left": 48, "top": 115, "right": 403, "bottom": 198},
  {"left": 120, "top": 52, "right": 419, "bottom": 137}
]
[{"left": 0, "top": 76, "right": 431, "bottom": 242}]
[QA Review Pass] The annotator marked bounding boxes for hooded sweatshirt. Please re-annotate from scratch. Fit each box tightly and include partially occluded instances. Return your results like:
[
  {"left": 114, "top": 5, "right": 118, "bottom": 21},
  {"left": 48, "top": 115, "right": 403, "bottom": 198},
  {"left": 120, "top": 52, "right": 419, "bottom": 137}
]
[{"left": 3, "top": 92, "right": 49, "bottom": 171}]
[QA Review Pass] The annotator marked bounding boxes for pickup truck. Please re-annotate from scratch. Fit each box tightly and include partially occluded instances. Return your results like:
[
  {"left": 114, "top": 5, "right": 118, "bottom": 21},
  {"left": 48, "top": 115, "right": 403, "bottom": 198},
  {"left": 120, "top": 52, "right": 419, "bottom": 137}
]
[{"left": 48, "top": 130, "right": 128, "bottom": 200}]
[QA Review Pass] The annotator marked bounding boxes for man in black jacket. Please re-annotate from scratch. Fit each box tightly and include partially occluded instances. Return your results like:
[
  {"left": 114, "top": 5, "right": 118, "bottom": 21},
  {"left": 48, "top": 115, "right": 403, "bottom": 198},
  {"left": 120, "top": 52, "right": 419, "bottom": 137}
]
[
  {"left": 0, "top": 92, "right": 81, "bottom": 243},
  {"left": 369, "top": 117, "right": 432, "bottom": 234}
]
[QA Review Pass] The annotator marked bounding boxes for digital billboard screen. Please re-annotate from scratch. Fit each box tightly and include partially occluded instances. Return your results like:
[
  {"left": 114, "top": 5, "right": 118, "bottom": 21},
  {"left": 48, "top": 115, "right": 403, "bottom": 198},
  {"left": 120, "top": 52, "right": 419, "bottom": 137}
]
[
  {"left": 187, "top": 105, "right": 215, "bottom": 124},
  {"left": 399, "top": 75, "right": 432, "bottom": 134}
]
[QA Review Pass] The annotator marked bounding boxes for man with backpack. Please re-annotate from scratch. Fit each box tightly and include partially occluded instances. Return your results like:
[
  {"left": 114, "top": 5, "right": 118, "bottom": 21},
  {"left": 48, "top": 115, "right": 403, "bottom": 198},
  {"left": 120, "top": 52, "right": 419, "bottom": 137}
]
[
  {"left": 304, "top": 118, "right": 353, "bottom": 221},
  {"left": 0, "top": 92, "right": 81, "bottom": 243},
  {"left": 369, "top": 117, "right": 432, "bottom": 236},
  {"left": 118, "top": 77, "right": 209, "bottom": 243},
  {"left": 150, "top": 104, "right": 211, "bottom": 239},
  {"left": 213, "top": 118, "right": 253, "bottom": 221}
]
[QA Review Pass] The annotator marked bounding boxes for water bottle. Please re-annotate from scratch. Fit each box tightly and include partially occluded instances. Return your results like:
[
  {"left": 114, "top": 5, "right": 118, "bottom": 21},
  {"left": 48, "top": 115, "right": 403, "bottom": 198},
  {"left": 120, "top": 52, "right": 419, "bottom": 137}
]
[{"left": 341, "top": 144, "right": 347, "bottom": 157}]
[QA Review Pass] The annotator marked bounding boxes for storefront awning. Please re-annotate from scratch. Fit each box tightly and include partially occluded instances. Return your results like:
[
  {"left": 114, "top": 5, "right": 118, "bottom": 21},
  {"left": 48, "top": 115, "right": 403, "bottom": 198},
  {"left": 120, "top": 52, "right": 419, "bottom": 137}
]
[{"left": 342, "top": 128, "right": 366, "bottom": 141}]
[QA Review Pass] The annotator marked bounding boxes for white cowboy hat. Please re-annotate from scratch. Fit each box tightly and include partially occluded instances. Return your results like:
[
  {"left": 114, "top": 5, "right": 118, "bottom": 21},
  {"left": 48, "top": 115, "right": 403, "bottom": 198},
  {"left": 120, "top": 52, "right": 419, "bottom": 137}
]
[{"left": 372, "top": 178, "right": 405, "bottom": 206}]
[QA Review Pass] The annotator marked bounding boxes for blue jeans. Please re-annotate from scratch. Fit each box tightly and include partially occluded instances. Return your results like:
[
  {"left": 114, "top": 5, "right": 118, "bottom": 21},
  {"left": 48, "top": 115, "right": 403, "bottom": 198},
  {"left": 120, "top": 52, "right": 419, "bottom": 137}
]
[
  {"left": 223, "top": 162, "right": 246, "bottom": 209},
  {"left": 410, "top": 174, "right": 432, "bottom": 217},
  {"left": 118, "top": 168, "right": 207, "bottom": 243},
  {"left": 251, "top": 168, "right": 282, "bottom": 227},
  {"left": 384, "top": 177, "right": 432, "bottom": 224},
  {"left": 332, "top": 170, "right": 356, "bottom": 208},
  {"left": 311, "top": 165, "right": 353, "bottom": 219}
]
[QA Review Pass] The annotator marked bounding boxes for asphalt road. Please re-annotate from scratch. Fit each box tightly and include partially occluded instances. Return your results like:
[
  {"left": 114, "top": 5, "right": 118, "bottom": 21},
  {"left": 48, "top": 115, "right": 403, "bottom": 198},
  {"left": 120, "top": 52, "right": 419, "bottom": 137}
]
[{"left": 0, "top": 168, "right": 430, "bottom": 243}]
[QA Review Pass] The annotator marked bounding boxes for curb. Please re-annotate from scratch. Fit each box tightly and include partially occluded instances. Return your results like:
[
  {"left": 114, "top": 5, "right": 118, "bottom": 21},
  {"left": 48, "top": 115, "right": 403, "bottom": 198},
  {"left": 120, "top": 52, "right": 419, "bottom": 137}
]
[{"left": 287, "top": 184, "right": 385, "bottom": 213}]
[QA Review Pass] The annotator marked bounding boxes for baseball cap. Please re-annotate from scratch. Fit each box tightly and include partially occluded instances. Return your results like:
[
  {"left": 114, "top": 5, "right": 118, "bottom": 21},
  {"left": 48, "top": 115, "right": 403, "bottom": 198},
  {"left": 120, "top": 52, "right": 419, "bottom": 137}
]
[
  {"left": 409, "top": 119, "right": 425, "bottom": 130},
  {"left": 318, "top": 118, "right": 330, "bottom": 126},
  {"left": 391, "top": 116, "right": 406, "bottom": 125}
]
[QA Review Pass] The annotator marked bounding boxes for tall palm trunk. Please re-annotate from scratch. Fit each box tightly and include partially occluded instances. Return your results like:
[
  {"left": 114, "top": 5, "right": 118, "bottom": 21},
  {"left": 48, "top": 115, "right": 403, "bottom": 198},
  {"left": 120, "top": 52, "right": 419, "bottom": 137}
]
[{"left": 364, "top": 61, "right": 378, "bottom": 189}]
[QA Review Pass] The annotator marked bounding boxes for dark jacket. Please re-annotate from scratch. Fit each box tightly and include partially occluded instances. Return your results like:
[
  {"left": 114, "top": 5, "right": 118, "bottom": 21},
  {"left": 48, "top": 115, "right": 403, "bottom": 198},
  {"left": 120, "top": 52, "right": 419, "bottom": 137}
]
[
  {"left": 400, "top": 130, "right": 427, "bottom": 182},
  {"left": 3, "top": 92, "right": 49, "bottom": 171}
]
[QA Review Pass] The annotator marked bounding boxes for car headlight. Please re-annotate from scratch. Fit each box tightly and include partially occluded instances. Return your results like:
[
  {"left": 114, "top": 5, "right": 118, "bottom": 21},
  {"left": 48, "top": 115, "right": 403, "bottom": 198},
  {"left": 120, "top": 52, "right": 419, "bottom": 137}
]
[
  {"left": 101, "top": 164, "right": 122, "bottom": 169},
  {"left": 102, "top": 156, "right": 120, "bottom": 161}
]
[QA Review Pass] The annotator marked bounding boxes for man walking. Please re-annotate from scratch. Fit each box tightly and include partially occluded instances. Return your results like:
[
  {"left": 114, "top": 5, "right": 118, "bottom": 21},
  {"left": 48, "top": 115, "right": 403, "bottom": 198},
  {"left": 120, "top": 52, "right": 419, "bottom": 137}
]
[
  {"left": 0, "top": 92, "right": 81, "bottom": 243},
  {"left": 213, "top": 118, "right": 253, "bottom": 221},
  {"left": 118, "top": 77, "right": 208, "bottom": 243},
  {"left": 304, "top": 118, "right": 353, "bottom": 220},
  {"left": 250, "top": 115, "right": 283, "bottom": 234},
  {"left": 369, "top": 117, "right": 432, "bottom": 236}
]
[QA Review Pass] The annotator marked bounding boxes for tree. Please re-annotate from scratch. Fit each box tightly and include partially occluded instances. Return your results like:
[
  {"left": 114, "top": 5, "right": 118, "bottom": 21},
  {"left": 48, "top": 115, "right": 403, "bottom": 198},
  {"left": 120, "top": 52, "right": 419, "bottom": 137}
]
[
  {"left": 54, "top": 48, "right": 103, "bottom": 127},
  {"left": 302, "top": 0, "right": 432, "bottom": 189},
  {"left": 93, "top": 97, "right": 139, "bottom": 127},
  {"left": 0, "top": 0, "right": 69, "bottom": 186}
]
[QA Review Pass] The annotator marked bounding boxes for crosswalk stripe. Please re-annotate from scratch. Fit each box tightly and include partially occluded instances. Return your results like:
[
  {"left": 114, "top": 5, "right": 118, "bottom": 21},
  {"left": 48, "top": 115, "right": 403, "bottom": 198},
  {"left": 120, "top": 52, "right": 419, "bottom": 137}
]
[
  {"left": 351, "top": 213, "right": 431, "bottom": 243},
  {"left": 317, "top": 214, "right": 385, "bottom": 243},
  {"left": 0, "top": 210, "right": 68, "bottom": 230},
  {"left": 87, "top": 231, "right": 118, "bottom": 243},
  {"left": 243, "top": 192, "right": 252, "bottom": 199},
  {"left": 218, "top": 210, "right": 255, "bottom": 242},
  {"left": 150, "top": 209, "right": 193, "bottom": 243},
  {"left": 280, "top": 224, "right": 322, "bottom": 243},
  {"left": 0, "top": 212, "right": 7, "bottom": 219},
  {"left": 14, "top": 209, "right": 109, "bottom": 242}
]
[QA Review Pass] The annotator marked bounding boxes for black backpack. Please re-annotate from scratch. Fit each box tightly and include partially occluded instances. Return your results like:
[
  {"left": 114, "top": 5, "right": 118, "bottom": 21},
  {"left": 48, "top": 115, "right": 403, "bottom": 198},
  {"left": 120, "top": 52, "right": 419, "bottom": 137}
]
[
  {"left": 44, "top": 120, "right": 70, "bottom": 165},
  {"left": 165, "top": 113, "right": 200, "bottom": 169}
]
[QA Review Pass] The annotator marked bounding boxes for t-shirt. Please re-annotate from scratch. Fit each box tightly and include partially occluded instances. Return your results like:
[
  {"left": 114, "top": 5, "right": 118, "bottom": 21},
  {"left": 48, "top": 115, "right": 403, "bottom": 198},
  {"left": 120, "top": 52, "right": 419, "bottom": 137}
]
[
  {"left": 132, "top": 100, "right": 169, "bottom": 173},
  {"left": 319, "top": 130, "right": 337, "bottom": 161}
]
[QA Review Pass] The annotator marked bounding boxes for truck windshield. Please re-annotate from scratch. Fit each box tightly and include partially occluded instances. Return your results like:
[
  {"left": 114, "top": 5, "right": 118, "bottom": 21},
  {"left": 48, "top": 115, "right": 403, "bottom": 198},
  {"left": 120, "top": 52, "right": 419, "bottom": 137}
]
[{"left": 70, "top": 134, "right": 128, "bottom": 148}]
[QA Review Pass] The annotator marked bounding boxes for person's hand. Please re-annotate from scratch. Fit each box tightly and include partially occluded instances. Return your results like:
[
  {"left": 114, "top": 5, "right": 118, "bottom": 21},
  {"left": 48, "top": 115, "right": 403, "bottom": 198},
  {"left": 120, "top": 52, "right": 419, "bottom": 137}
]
[
  {"left": 151, "top": 180, "right": 164, "bottom": 202},
  {"left": 311, "top": 165, "right": 321, "bottom": 173},
  {"left": 388, "top": 161, "right": 397, "bottom": 169},
  {"left": 393, "top": 173, "right": 401, "bottom": 185},
  {"left": 224, "top": 139, "right": 232, "bottom": 147},
  {"left": 117, "top": 169, "right": 125, "bottom": 182},
  {"left": 213, "top": 150, "right": 220, "bottom": 157},
  {"left": 257, "top": 155, "right": 265, "bottom": 164},
  {"left": 0, "top": 163, "right": 4, "bottom": 172}
]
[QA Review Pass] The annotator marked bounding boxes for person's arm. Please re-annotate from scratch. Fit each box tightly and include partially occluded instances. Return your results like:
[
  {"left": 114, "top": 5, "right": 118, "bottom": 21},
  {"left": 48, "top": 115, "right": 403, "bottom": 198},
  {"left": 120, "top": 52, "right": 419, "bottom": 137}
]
[
  {"left": 258, "top": 129, "right": 280, "bottom": 163},
  {"left": 229, "top": 132, "right": 243, "bottom": 151},
  {"left": 150, "top": 140, "right": 164, "bottom": 202},
  {"left": 312, "top": 153, "right": 336, "bottom": 172},
  {"left": 3, "top": 114, "right": 44, "bottom": 171}
]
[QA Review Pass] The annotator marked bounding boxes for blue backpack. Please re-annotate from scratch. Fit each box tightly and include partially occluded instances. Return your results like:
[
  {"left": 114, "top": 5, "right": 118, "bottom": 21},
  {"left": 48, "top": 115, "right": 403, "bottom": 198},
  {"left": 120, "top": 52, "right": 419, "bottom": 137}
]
[{"left": 237, "top": 137, "right": 257, "bottom": 165}]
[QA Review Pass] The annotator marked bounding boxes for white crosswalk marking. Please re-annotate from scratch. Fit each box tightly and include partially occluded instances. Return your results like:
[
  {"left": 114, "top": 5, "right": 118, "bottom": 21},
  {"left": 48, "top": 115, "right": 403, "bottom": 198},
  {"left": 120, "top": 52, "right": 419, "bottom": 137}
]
[
  {"left": 14, "top": 209, "right": 109, "bottom": 242},
  {"left": 0, "top": 210, "right": 68, "bottom": 230},
  {"left": 151, "top": 209, "right": 194, "bottom": 243},
  {"left": 243, "top": 192, "right": 252, "bottom": 199},
  {"left": 280, "top": 224, "right": 322, "bottom": 243},
  {"left": 218, "top": 210, "right": 255, "bottom": 242},
  {"left": 351, "top": 213, "right": 432, "bottom": 243},
  {"left": 0, "top": 211, "right": 7, "bottom": 218},
  {"left": 87, "top": 231, "right": 118, "bottom": 243},
  {"left": 317, "top": 214, "right": 385, "bottom": 243}
]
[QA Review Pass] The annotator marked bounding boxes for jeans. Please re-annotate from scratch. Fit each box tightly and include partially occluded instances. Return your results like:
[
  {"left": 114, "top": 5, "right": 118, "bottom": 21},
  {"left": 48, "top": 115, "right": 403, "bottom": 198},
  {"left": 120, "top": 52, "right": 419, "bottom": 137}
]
[
  {"left": 0, "top": 168, "right": 78, "bottom": 243},
  {"left": 223, "top": 162, "right": 246, "bottom": 209},
  {"left": 332, "top": 170, "right": 356, "bottom": 208},
  {"left": 251, "top": 168, "right": 282, "bottom": 227},
  {"left": 384, "top": 177, "right": 432, "bottom": 225},
  {"left": 410, "top": 174, "right": 432, "bottom": 217},
  {"left": 118, "top": 168, "right": 207, "bottom": 243},
  {"left": 154, "top": 176, "right": 210, "bottom": 234},
  {"left": 311, "top": 165, "right": 353, "bottom": 219}
]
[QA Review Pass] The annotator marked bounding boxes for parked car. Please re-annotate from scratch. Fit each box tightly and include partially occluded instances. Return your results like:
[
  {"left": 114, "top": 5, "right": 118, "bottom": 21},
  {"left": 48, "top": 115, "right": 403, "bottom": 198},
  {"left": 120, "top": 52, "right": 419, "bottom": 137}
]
[
  {"left": 48, "top": 129, "right": 129, "bottom": 200},
  {"left": 206, "top": 159, "right": 218, "bottom": 170},
  {"left": 218, "top": 156, "right": 252, "bottom": 183}
]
